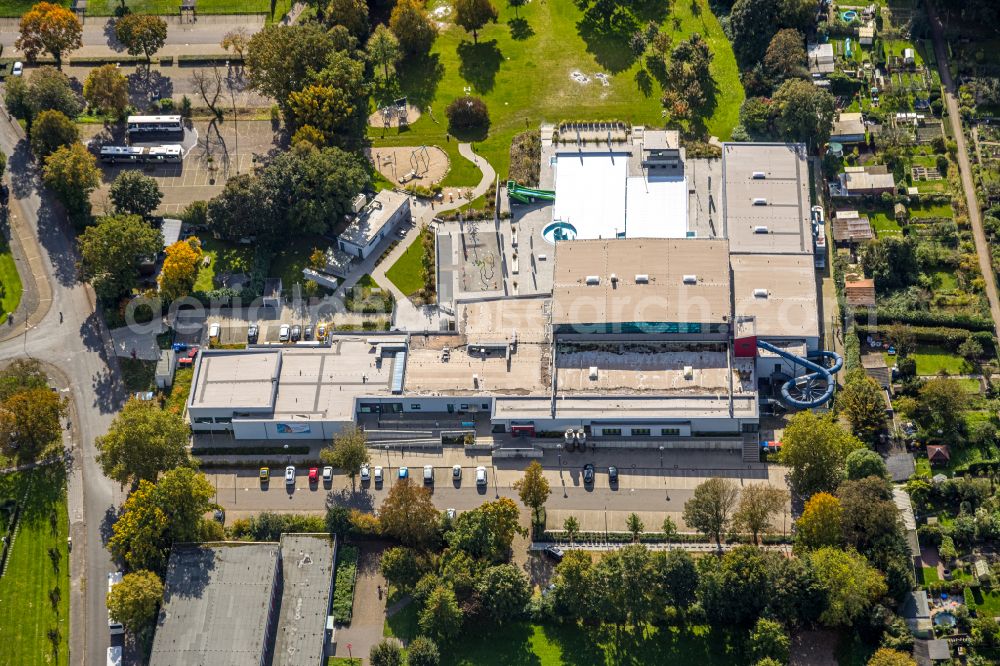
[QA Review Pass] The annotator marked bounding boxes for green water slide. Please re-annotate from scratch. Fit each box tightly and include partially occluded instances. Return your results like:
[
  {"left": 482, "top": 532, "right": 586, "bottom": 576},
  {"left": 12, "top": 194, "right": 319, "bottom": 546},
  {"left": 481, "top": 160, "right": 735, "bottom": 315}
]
[{"left": 507, "top": 180, "right": 555, "bottom": 204}]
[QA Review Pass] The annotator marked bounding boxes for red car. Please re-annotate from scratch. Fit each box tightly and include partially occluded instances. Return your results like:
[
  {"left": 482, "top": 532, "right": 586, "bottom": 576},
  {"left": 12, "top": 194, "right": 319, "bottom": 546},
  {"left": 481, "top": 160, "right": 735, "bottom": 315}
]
[{"left": 308, "top": 467, "right": 319, "bottom": 484}]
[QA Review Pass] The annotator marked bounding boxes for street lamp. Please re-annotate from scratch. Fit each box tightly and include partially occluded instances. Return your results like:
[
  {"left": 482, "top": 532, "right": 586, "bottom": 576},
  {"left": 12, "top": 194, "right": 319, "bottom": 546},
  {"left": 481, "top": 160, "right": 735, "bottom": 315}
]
[{"left": 283, "top": 443, "right": 289, "bottom": 466}]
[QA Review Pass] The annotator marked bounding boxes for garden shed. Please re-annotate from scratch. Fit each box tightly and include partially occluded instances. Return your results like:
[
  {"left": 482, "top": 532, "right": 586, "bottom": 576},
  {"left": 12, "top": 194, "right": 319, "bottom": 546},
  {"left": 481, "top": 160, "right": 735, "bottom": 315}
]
[
  {"left": 927, "top": 445, "right": 951, "bottom": 465},
  {"left": 974, "top": 558, "right": 991, "bottom": 583}
]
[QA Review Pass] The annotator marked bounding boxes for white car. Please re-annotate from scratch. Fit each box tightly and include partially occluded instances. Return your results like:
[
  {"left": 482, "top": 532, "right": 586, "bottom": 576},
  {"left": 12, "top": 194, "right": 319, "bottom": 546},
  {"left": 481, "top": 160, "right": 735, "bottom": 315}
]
[
  {"left": 278, "top": 324, "right": 290, "bottom": 341},
  {"left": 424, "top": 465, "right": 434, "bottom": 484},
  {"left": 11, "top": 61, "right": 23, "bottom": 77},
  {"left": 322, "top": 466, "right": 333, "bottom": 483},
  {"left": 373, "top": 465, "right": 383, "bottom": 484},
  {"left": 476, "top": 466, "right": 487, "bottom": 486},
  {"left": 107, "top": 572, "right": 124, "bottom": 636},
  {"left": 360, "top": 463, "right": 371, "bottom": 482},
  {"left": 208, "top": 322, "right": 220, "bottom": 339},
  {"left": 285, "top": 465, "right": 295, "bottom": 485}
]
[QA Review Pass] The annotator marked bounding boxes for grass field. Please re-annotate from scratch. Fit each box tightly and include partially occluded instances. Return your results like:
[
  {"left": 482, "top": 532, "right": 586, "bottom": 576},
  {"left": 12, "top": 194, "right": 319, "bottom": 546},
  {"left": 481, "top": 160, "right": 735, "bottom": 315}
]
[
  {"left": 372, "top": 0, "right": 743, "bottom": 186},
  {"left": 385, "top": 230, "right": 430, "bottom": 297},
  {"left": 885, "top": 345, "right": 972, "bottom": 375},
  {"left": 0, "top": 0, "right": 292, "bottom": 18},
  {"left": 0, "top": 466, "right": 70, "bottom": 666},
  {"left": 193, "top": 237, "right": 254, "bottom": 293},
  {"left": 909, "top": 202, "right": 954, "bottom": 219},
  {"left": 270, "top": 235, "right": 327, "bottom": 292},
  {"left": 0, "top": 240, "right": 22, "bottom": 325}
]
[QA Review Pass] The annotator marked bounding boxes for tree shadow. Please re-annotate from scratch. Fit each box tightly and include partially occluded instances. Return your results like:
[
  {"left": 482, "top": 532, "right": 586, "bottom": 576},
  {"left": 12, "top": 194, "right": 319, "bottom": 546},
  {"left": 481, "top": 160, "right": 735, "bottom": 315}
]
[
  {"left": 635, "top": 68, "right": 653, "bottom": 97},
  {"left": 645, "top": 53, "right": 668, "bottom": 87},
  {"left": 126, "top": 69, "right": 174, "bottom": 110},
  {"left": 508, "top": 17, "right": 534, "bottom": 40},
  {"left": 576, "top": 11, "right": 640, "bottom": 73},
  {"left": 326, "top": 487, "right": 375, "bottom": 512},
  {"left": 102, "top": 18, "right": 126, "bottom": 53},
  {"left": 632, "top": 0, "right": 671, "bottom": 23},
  {"left": 457, "top": 39, "right": 504, "bottom": 94},
  {"left": 100, "top": 504, "right": 118, "bottom": 547},
  {"left": 396, "top": 53, "right": 444, "bottom": 111}
]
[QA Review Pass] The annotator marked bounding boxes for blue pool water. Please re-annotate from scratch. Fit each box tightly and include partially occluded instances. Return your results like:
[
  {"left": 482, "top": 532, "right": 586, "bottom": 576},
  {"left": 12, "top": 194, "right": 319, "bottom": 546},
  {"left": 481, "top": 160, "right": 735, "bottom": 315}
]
[
  {"left": 841, "top": 10, "right": 858, "bottom": 21},
  {"left": 933, "top": 611, "right": 957, "bottom": 627}
]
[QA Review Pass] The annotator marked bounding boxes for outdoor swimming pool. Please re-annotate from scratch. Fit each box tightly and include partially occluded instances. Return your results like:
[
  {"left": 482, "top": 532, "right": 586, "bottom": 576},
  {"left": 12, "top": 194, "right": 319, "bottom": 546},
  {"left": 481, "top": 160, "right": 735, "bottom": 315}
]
[
  {"left": 841, "top": 9, "right": 858, "bottom": 21},
  {"left": 933, "top": 611, "right": 957, "bottom": 627}
]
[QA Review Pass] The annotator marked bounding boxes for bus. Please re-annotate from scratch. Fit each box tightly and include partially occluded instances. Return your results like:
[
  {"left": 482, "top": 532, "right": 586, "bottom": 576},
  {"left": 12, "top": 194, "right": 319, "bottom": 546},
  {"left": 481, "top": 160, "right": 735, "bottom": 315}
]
[
  {"left": 107, "top": 571, "right": 124, "bottom": 636},
  {"left": 100, "top": 144, "right": 182, "bottom": 165},
  {"left": 126, "top": 115, "right": 183, "bottom": 135}
]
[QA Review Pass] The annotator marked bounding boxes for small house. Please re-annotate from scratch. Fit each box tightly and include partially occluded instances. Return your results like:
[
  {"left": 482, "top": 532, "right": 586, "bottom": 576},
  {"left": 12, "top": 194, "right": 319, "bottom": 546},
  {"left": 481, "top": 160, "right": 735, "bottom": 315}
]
[
  {"left": 927, "top": 444, "right": 951, "bottom": 465},
  {"left": 337, "top": 190, "right": 411, "bottom": 260},
  {"left": 155, "top": 349, "right": 177, "bottom": 389},
  {"left": 859, "top": 23, "right": 875, "bottom": 46},
  {"left": 845, "top": 277, "right": 876, "bottom": 307},
  {"left": 840, "top": 165, "right": 896, "bottom": 195},
  {"left": 262, "top": 278, "right": 282, "bottom": 312},
  {"left": 894, "top": 202, "right": 908, "bottom": 223},
  {"left": 901, "top": 589, "right": 932, "bottom": 638},
  {"left": 904, "top": 48, "right": 916, "bottom": 65},
  {"left": 861, "top": 352, "right": 890, "bottom": 389},
  {"left": 974, "top": 558, "right": 991, "bottom": 583},
  {"left": 831, "top": 112, "right": 867, "bottom": 144},
  {"left": 807, "top": 42, "right": 835, "bottom": 75}
]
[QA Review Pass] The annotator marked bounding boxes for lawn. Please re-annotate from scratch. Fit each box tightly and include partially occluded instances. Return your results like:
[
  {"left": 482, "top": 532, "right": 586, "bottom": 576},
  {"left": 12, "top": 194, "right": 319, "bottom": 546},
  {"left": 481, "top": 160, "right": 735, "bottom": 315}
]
[
  {"left": 193, "top": 237, "right": 254, "bottom": 294},
  {"left": 885, "top": 345, "right": 972, "bottom": 375},
  {"left": 920, "top": 566, "right": 940, "bottom": 584},
  {"left": 345, "top": 274, "right": 393, "bottom": 313},
  {"left": 270, "top": 235, "right": 328, "bottom": 294},
  {"left": 372, "top": 0, "right": 743, "bottom": 186},
  {"left": 385, "top": 230, "right": 430, "bottom": 297},
  {"left": 933, "top": 270, "right": 957, "bottom": 291},
  {"left": 0, "top": 240, "right": 22, "bottom": 325},
  {"left": 966, "top": 588, "right": 1000, "bottom": 616},
  {"left": 0, "top": 466, "right": 70, "bottom": 666},
  {"left": 909, "top": 202, "right": 954, "bottom": 219},
  {"left": 0, "top": 0, "right": 292, "bottom": 17}
]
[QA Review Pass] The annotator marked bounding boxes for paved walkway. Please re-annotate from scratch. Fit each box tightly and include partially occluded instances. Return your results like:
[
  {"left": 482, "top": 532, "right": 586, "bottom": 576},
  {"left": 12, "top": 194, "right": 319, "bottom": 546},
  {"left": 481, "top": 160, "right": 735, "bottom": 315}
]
[
  {"left": 332, "top": 542, "right": 389, "bottom": 663},
  {"left": 0, "top": 187, "right": 52, "bottom": 344}
]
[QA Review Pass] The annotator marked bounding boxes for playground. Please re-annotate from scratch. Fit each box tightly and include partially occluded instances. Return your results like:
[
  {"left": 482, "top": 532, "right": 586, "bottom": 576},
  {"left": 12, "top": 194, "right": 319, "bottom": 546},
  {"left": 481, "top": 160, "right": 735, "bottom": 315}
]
[
  {"left": 366, "top": 145, "right": 451, "bottom": 186},
  {"left": 367, "top": 100, "right": 423, "bottom": 129}
]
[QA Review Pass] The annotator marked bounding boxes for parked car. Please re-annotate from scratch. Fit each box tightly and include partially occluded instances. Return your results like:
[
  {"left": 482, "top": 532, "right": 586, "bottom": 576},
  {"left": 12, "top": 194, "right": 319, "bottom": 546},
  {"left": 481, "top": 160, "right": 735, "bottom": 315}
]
[
  {"left": 424, "top": 465, "right": 434, "bottom": 484},
  {"left": 608, "top": 466, "right": 619, "bottom": 484},
  {"left": 12, "top": 61, "right": 23, "bottom": 77},
  {"left": 279, "top": 324, "right": 290, "bottom": 342},
  {"left": 208, "top": 322, "right": 220, "bottom": 339},
  {"left": 452, "top": 464, "right": 462, "bottom": 481},
  {"left": 446, "top": 508, "right": 457, "bottom": 520},
  {"left": 308, "top": 467, "right": 319, "bottom": 484},
  {"left": 304, "top": 325, "right": 314, "bottom": 341},
  {"left": 582, "top": 463, "right": 595, "bottom": 485},
  {"left": 107, "top": 572, "right": 124, "bottom": 636},
  {"left": 247, "top": 323, "right": 259, "bottom": 344},
  {"left": 259, "top": 467, "right": 269, "bottom": 484},
  {"left": 360, "top": 463, "right": 371, "bottom": 482},
  {"left": 476, "top": 466, "right": 487, "bottom": 486},
  {"left": 398, "top": 466, "right": 409, "bottom": 479},
  {"left": 285, "top": 465, "right": 295, "bottom": 485},
  {"left": 374, "top": 465, "right": 383, "bottom": 484},
  {"left": 317, "top": 324, "right": 327, "bottom": 340},
  {"left": 322, "top": 466, "right": 333, "bottom": 483},
  {"left": 544, "top": 545, "right": 565, "bottom": 562},
  {"left": 290, "top": 325, "right": 302, "bottom": 342}
]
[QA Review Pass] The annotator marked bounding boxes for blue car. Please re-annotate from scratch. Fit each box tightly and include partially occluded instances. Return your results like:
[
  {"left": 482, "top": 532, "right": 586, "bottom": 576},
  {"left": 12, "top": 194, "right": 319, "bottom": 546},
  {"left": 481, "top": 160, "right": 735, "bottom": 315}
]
[{"left": 398, "top": 466, "right": 409, "bottom": 479}]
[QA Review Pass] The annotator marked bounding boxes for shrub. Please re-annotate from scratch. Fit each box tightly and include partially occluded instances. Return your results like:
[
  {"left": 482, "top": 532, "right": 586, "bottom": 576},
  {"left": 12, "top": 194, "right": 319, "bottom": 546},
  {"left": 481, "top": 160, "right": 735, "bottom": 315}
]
[
  {"left": 508, "top": 130, "right": 541, "bottom": 186},
  {"left": 332, "top": 545, "right": 359, "bottom": 624},
  {"left": 445, "top": 96, "right": 490, "bottom": 132}
]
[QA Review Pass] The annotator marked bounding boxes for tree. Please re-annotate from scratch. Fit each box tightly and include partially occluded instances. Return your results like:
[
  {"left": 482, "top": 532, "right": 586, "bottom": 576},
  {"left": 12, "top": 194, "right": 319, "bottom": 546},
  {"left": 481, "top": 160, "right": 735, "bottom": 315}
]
[
  {"left": 749, "top": 617, "right": 790, "bottom": 664},
  {"left": 96, "top": 399, "right": 192, "bottom": 488},
  {"left": 589, "top": 544, "right": 655, "bottom": 626},
  {"left": 380, "top": 546, "right": 424, "bottom": 590},
  {"left": 551, "top": 550, "right": 594, "bottom": 620},
  {"left": 379, "top": 479, "right": 440, "bottom": 547},
  {"left": 859, "top": 238, "right": 919, "bottom": 293},
  {"left": 914, "top": 378, "right": 967, "bottom": 439},
  {"left": 454, "top": 0, "right": 498, "bottom": 43},
  {"left": 407, "top": 636, "right": 440, "bottom": 666},
  {"left": 446, "top": 497, "right": 524, "bottom": 561},
  {"left": 795, "top": 492, "right": 843, "bottom": 551},
  {"left": 683, "top": 477, "right": 740, "bottom": 551},
  {"left": 938, "top": 535, "right": 957, "bottom": 562},
  {"left": 390, "top": 0, "right": 438, "bottom": 55},
  {"left": 867, "top": 648, "right": 917, "bottom": 666},
  {"left": 30, "top": 109, "right": 78, "bottom": 161},
  {"left": 220, "top": 26, "right": 249, "bottom": 60},
  {"left": 662, "top": 516, "right": 678, "bottom": 545},
  {"left": 79, "top": 214, "right": 162, "bottom": 302},
  {"left": 626, "top": 513, "right": 644, "bottom": 542},
  {"left": 513, "top": 460, "right": 550, "bottom": 525},
  {"left": 446, "top": 96, "right": 490, "bottom": 133},
  {"left": 27, "top": 66, "right": 83, "bottom": 118},
  {"left": 16, "top": 2, "right": 82, "bottom": 68},
  {"left": 207, "top": 173, "right": 275, "bottom": 241},
  {"left": 731, "top": 484, "right": 788, "bottom": 545},
  {"left": 106, "top": 570, "right": 163, "bottom": 633},
  {"left": 158, "top": 237, "right": 202, "bottom": 301},
  {"left": 367, "top": 24, "right": 400, "bottom": 80},
  {"left": 837, "top": 476, "right": 903, "bottom": 557},
  {"left": 42, "top": 142, "right": 100, "bottom": 218},
  {"left": 320, "top": 426, "right": 370, "bottom": 481},
  {"left": 845, "top": 449, "right": 888, "bottom": 481},
  {"left": 697, "top": 545, "right": 776, "bottom": 626},
  {"left": 110, "top": 170, "right": 162, "bottom": 218},
  {"left": 839, "top": 369, "right": 887, "bottom": 444},
  {"left": 651, "top": 549, "right": 698, "bottom": 610},
  {"left": 772, "top": 78, "right": 836, "bottom": 146},
  {"left": 778, "top": 411, "right": 863, "bottom": 498},
  {"left": 369, "top": 638, "right": 404, "bottom": 666},
  {"left": 326, "top": 0, "right": 369, "bottom": 38},
  {"left": 245, "top": 24, "right": 339, "bottom": 106},
  {"left": 115, "top": 14, "right": 168, "bottom": 63},
  {"left": 809, "top": 547, "right": 887, "bottom": 627},
  {"left": 287, "top": 84, "right": 356, "bottom": 139},
  {"left": 109, "top": 467, "right": 215, "bottom": 573},
  {"left": 419, "top": 585, "right": 462, "bottom": 643},
  {"left": 764, "top": 28, "right": 806, "bottom": 80},
  {"left": 0, "top": 359, "right": 49, "bottom": 401},
  {"left": 728, "top": 0, "right": 780, "bottom": 66},
  {"left": 0, "top": 388, "right": 67, "bottom": 463},
  {"left": 83, "top": 64, "right": 130, "bottom": 117},
  {"left": 662, "top": 34, "right": 714, "bottom": 115},
  {"left": 563, "top": 515, "right": 580, "bottom": 544},
  {"left": 476, "top": 564, "right": 531, "bottom": 623}
]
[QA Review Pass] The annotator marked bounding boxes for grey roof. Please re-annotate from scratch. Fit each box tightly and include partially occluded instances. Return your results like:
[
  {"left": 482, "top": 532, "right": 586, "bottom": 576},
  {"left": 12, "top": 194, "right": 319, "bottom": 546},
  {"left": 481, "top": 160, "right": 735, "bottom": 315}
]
[
  {"left": 161, "top": 218, "right": 182, "bottom": 249},
  {"left": 885, "top": 453, "right": 916, "bottom": 482},
  {"left": 339, "top": 189, "right": 409, "bottom": 248},
  {"left": 150, "top": 543, "right": 280, "bottom": 666},
  {"left": 914, "top": 638, "right": 951, "bottom": 663},
  {"left": 902, "top": 590, "right": 931, "bottom": 620},
  {"left": 273, "top": 535, "right": 336, "bottom": 666}
]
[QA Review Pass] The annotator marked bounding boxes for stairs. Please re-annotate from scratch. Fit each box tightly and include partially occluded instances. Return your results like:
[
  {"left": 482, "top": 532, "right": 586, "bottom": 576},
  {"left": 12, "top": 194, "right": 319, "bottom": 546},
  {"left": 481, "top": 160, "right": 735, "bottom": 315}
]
[{"left": 742, "top": 433, "right": 760, "bottom": 463}]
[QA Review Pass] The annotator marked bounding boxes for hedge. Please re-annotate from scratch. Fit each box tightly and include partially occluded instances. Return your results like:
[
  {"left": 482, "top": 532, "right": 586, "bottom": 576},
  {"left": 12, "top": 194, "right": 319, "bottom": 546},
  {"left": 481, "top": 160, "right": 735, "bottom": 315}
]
[
  {"left": 854, "top": 323, "right": 995, "bottom": 353},
  {"left": 177, "top": 54, "right": 244, "bottom": 65},
  {"left": 332, "top": 545, "right": 359, "bottom": 624},
  {"left": 191, "top": 445, "right": 310, "bottom": 456},
  {"left": 69, "top": 55, "right": 144, "bottom": 66},
  {"left": 845, "top": 322, "right": 862, "bottom": 371},
  {"left": 539, "top": 531, "right": 791, "bottom": 545},
  {"left": 854, "top": 306, "right": 994, "bottom": 332}
]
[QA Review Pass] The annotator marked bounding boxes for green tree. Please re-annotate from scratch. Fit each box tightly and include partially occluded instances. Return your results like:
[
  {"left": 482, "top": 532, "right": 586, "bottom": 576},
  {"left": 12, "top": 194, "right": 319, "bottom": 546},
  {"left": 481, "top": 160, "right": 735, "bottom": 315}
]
[
  {"left": 838, "top": 476, "right": 904, "bottom": 558},
  {"left": 378, "top": 479, "right": 440, "bottom": 547},
  {"left": 914, "top": 378, "right": 967, "bottom": 439},
  {"left": 207, "top": 173, "right": 275, "bottom": 241},
  {"left": 662, "top": 33, "right": 714, "bottom": 115},
  {"left": 728, "top": 0, "right": 779, "bottom": 66},
  {"left": 446, "top": 497, "right": 524, "bottom": 561},
  {"left": 389, "top": 0, "right": 437, "bottom": 55},
  {"left": 476, "top": 563, "right": 531, "bottom": 623},
  {"left": 286, "top": 82, "right": 356, "bottom": 139},
  {"left": 319, "top": 425, "right": 370, "bottom": 481},
  {"left": 78, "top": 214, "right": 163, "bottom": 301},
  {"left": 95, "top": 398, "right": 192, "bottom": 488},
  {"left": 366, "top": 24, "right": 400, "bottom": 80},
  {"left": 380, "top": 546, "right": 424, "bottom": 590},
  {"left": 513, "top": 460, "right": 551, "bottom": 525},
  {"left": 683, "top": 477, "right": 740, "bottom": 550},
  {"left": 839, "top": 369, "right": 886, "bottom": 444},
  {"left": 764, "top": 28, "right": 806, "bottom": 80},
  {"left": 326, "top": 0, "right": 368, "bottom": 38},
  {"left": 83, "top": 64, "right": 130, "bottom": 117},
  {"left": 590, "top": 544, "right": 654, "bottom": 626},
  {"left": 958, "top": 336, "right": 983, "bottom": 362},
  {"left": 867, "top": 648, "right": 917, "bottom": 666},
  {"left": 0, "top": 387, "right": 68, "bottom": 463},
  {"left": 29, "top": 109, "right": 78, "bottom": 161},
  {"left": 42, "top": 142, "right": 100, "bottom": 219},
  {"left": 28, "top": 66, "right": 83, "bottom": 117},
  {"left": 731, "top": 484, "right": 788, "bottom": 545},
  {"left": 0, "top": 359, "right": 49, "bottom": 401},
  {"left": 454, "top": 0, "right": 498, "bottom": 43},
  {"left": 651, "top": 549, "right": 698, "bottom": 610},
  {"left": 418, "top": 585, "right": 462, "bottom": 643},
  {"left": 845, "top": 449, "right": 888, "bottom": 481},
  {"left": 369, "top": 638, "right": 404, "bottom": 666},
  {"left": 626, "top": 512, "right": 644, "bottom": 542},
  {"left": 563, "top": 515, "right": 580, "bottom": 544},
  {"left": 245, "top": 23, "right": 339, "bottom": 106},
  {"left": 16, "top": 2, "right": 82, "bottom": 68},
  {"left": 697, "top": 545, "right": 776, "bottom": 626},
  {"left": 325, "top": 505, "right": 351, "bottom": 537},
  {"left": 809, "top": 547, "right": 887, "bottom": 627},
  {"left": 110, "top": 170, "right": 163, "bottom": 218},
  {"left": 550, "top": 550, "right": 594, "bottom": 620},
  {"left": 106, "top": 570, "right": 163, "bottom": 633},
  {"left": 749, "top": 617, "right": 790, "bottom": 664},
  {"left": 407, "top": 636, "right": 440, "bottom": 666},
  {"left": 778, "top": 411, "right": 863, "bottom": 498},
  {"left": 795, "top": 492, "right": 843, "bottom": 551},
  {"left": 772, "top": 78, "right": 836, "bottom": 147},
  {"left": 859, "top": 238, "right": 919, "bottom": 294},
  {"left": 115, "top": 14, "right": 168, "bottom": 63},
  {"left": 938, "top": 535, "right": 957, "bottom": 562},
  {"left": 662, "top": 516, "right": 678, "bottom": 545}
]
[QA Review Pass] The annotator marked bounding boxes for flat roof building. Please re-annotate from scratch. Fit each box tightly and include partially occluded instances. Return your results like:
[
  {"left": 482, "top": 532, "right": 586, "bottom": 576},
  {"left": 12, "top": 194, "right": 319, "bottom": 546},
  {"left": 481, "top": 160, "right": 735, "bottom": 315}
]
[
  {"left": 338, "top": 190, "right": 410, "bottom": 260},
  {"left": 730, "top": 253, "right": 820, "bottom": 343}
]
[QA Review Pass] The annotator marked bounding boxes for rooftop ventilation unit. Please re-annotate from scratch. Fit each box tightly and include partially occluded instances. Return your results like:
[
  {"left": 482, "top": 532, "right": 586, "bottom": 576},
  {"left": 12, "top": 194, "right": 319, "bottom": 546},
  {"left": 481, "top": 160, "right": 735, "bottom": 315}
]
[
  {"left": 753, "top": 288, "right": 769, "bottom": 298},
  {"left": 752, "top": 171, "right": 766, "bottom": 179},
  {"left": 683, "top": 366, "right": 694, "bottom": 379},
  {"left": 610, "top": 273, "right": 618, "bottom": 283},
  {"left": 472, "top": 374, "right": 479, "bottom": 388},
  {"left": 753, "top": 198, "right": 768, "bottom": 206},
  {"left": 585, "top": 275, "right": 600, "bottom": 285},
  {"left": 589, "top": 366, "right": 599, "bottom": 380},
  {"left": 635, "top": 274, "right": 649, "bottom": 284},
  {"left": 753, "top": 225, "right": 769, "bottom": 234},
  {"left": 682, "top": 274, "right": 697, "bottom": 285}
]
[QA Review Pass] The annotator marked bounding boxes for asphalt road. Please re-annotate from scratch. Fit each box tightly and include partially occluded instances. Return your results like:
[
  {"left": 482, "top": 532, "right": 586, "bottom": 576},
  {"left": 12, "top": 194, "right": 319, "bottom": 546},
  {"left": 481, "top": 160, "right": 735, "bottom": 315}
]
[{"left": 0, "top": 110, "right": 126, "bottom": 666}]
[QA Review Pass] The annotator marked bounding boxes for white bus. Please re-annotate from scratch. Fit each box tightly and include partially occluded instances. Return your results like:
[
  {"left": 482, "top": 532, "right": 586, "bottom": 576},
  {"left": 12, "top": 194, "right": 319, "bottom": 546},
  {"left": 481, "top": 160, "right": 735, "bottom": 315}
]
[
  {"left": 107, "top": 571, "right": 124, "bottom": 636},
  {"left": 126, "top": 115, "right": 183, "bottom": 135},
  {"left": 100, "top": 144, "right": 182, "bottom": 165}
]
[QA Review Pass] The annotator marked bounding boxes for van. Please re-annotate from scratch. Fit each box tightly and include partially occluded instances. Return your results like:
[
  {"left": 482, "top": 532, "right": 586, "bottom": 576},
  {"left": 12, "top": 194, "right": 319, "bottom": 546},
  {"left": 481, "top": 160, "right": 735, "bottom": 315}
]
[
  {"left": 107, "top": 646, "right": 122, "bottom": 666},
  {"left": 108, "top": 572, "right": 124, "bottom": 635}
]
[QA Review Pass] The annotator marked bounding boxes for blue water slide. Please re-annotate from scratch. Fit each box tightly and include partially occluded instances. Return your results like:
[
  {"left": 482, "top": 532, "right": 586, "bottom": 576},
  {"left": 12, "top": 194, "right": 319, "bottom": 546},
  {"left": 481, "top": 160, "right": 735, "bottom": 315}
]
[{"left": 756, "top": 340, "right": 843, "bottom": 408}]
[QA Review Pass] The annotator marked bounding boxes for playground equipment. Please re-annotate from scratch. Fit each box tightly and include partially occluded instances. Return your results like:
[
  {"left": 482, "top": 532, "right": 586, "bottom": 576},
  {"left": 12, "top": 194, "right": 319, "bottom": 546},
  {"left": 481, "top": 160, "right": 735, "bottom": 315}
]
[
  {"left": 507, "top": 180, "right": 556, "bottom": 204},
  {"left": 757, "top": 340, "right": 843, "bottom": 408},
  {"left": 380, "top": 97, "right": 410, "bottom": 129},
  {"left": 410, "top": 145, "right": 430, "bottom": 176}
]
